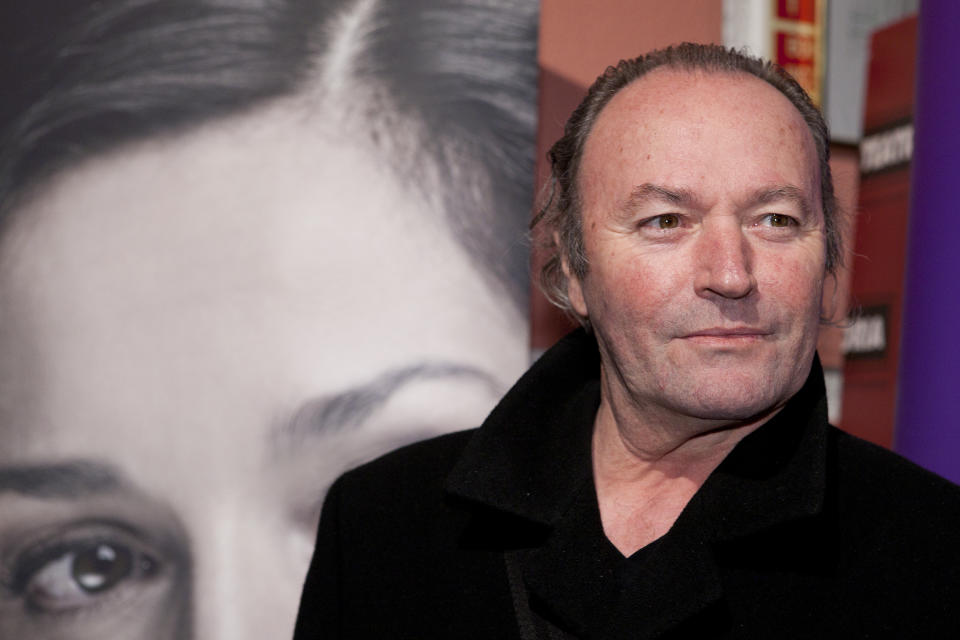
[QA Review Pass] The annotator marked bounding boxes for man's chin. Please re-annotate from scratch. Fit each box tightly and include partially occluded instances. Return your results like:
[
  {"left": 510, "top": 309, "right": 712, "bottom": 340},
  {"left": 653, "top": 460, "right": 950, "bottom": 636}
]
[{"left": 671, "top": 390, "right": 787, "bottom": 428}]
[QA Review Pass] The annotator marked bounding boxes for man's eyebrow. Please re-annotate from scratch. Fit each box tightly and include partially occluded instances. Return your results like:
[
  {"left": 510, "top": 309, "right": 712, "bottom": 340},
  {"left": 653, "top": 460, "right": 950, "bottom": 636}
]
[
  {"left": 0, "top": 460, "right": 122, "bottom": 498},
  {"left": 281, "top": 362, "right": 502, "bottom": 440},
  {"left": 620, "top": 183, "right": 700, "bottom": 216},
  {"left": 744, "top": 185, "right": 813, "bottom": 217},
  {"left": 622, "top": 184, "right": 815, "bottom": 218}
]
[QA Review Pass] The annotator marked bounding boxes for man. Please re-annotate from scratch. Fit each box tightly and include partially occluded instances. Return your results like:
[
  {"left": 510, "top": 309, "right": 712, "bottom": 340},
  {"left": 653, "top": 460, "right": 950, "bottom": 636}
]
[{"left": 295, "top": 43, "right": 960, "bottom": 638}]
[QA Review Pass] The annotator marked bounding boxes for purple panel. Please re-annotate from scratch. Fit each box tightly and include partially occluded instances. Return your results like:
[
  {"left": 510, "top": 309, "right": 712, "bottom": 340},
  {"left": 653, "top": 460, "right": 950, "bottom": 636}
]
[{"left": 893, "top": 0, "right": 960, "bottom": 483}]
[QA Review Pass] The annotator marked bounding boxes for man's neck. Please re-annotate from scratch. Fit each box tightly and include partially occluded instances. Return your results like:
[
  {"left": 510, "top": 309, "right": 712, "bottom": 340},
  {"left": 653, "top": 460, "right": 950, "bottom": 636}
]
[{"left": 591, "top": 394, "right": 776, "bottom": 557}]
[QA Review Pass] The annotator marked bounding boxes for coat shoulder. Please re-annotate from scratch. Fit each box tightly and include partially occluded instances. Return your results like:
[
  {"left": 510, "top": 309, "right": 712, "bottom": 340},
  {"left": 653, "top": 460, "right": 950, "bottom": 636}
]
[
  {"left": 332, "top": 428, "right": 478, "bottom": 515},
  {"left": 830, "top": 427, "right": 960, "bottom": 566},
  {"left": 313, "top": 428, "right": 521, "bottom": 638},
  {"left": 832, "top": 427, "right": 960, "bottom": 510}
]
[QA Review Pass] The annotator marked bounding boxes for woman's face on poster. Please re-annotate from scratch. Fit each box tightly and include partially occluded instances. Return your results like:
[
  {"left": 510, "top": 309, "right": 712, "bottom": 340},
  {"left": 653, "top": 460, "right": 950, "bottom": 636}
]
[{"left": 0, "top": 103, "right": 527, "bottom": 638}]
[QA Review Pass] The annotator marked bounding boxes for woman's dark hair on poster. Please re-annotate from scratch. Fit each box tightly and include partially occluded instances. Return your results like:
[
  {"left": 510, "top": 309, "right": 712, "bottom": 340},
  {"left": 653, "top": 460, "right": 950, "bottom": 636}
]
[{"left": 0, "top": 0, "right": 537, "bottom": 308}]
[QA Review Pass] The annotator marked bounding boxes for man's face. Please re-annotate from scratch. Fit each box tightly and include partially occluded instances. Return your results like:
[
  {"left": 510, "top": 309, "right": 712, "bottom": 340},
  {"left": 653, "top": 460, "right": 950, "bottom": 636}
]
[
  {"left": 0, "top": 100, "right": 527, "bottom": 638},
  {"left": 568, "top": 69, "right": 826, "bottom": 430}
]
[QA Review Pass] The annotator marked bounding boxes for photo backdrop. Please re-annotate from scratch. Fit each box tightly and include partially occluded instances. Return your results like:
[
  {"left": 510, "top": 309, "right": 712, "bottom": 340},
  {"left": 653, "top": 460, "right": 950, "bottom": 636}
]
[{"left": 0, "top": 1, "right": 539, "bottom": 638}]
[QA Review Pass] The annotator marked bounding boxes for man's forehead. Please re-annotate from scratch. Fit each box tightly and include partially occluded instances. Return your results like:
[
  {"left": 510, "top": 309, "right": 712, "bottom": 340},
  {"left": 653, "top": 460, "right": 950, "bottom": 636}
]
[
  {"left": 576, "top": 66, "right": 821, "bottom": 216},
  {"left": 586, "top": 69, "right": 814, "bottom": 162},
  {"left": 598, "top": 67, "right": 802, "bottom": 130}
]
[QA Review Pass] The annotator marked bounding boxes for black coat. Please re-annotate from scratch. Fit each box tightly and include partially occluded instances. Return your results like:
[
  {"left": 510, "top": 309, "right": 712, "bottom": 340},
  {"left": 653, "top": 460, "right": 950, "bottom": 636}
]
[{"left": 294, "top": 330, "right": 960, "bottom": 639}]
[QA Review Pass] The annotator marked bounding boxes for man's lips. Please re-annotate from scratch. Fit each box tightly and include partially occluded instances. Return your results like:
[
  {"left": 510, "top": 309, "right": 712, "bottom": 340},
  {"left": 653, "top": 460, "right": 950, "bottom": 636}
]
[{"left": 680, "top": 327, "right": 773, "bottom": 343}]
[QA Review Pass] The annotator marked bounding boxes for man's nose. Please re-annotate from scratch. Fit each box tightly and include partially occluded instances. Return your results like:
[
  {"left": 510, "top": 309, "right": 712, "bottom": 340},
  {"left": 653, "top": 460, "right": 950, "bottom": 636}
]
[{"left": 693, "top": 220, "right": 756, "bottom": 300}]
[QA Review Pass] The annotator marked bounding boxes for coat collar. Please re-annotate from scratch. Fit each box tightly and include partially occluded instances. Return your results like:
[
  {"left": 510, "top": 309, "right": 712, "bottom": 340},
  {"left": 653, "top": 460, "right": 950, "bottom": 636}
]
[
  {"left": 445, "top": 327, "right": 830, "bottom": 540},
  {"left": 446, "top": 329, "right": 600, "bottom": 524},
  {"left": 446, "top": 329, "right": 833, "bottom": 637}
]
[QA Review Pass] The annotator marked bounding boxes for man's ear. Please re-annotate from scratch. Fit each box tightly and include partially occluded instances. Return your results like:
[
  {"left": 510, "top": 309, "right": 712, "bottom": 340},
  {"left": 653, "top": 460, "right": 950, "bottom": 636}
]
[
  {"left": 819, "top": 270, "right": 841, "bottom": 324},
  {"left": 556, "top": 232, "right": 589, "bottom": 319}
]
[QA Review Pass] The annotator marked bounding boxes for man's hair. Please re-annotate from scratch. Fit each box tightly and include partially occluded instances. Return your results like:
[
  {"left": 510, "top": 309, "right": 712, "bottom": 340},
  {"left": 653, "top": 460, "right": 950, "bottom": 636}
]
[
  {"left": 535, "top": 42, "right": 840, "bottom": 323},
  {"left": 0, "top": 0, "right": 537, "bottom": 309}
]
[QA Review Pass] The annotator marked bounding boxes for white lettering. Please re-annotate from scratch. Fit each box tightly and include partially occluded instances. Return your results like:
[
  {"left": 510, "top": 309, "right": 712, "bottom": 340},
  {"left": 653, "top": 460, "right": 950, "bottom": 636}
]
[
  {"left": 861, "top": 123, "right": 914, "bottom": 174},
  {"left": 843, "top": 313, "right": 887, "bottom": 355}
]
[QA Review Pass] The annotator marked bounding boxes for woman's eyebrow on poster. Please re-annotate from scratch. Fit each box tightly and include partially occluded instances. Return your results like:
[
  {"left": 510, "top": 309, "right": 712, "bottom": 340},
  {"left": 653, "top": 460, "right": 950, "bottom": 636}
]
[
  {"left": 279, "top": 362, "right": 503, "bottom": 441},
  {"left": 0, "top": 461, "right": 122, "bottom": 499}
]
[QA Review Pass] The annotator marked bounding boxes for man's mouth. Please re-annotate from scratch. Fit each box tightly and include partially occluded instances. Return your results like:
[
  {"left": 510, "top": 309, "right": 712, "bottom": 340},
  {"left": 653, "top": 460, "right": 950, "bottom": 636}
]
[{"left": 680, "top": 327, "right": 772, "bottom": 344}]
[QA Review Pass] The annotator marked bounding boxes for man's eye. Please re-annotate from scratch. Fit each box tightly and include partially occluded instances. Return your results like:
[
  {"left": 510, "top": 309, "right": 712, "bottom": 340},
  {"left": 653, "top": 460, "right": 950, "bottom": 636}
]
[
  {"left": 657, "top": 214, "right": 680, "bottom": 229},
  {"left": 641, "top": 214, "right": 681, "bottom": 230},
  {"left": 763, "top": 213, "right": 796, "bottom": 228},
  {"left": 16, "top": 539, "right": 159, "bottom": 612}
]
